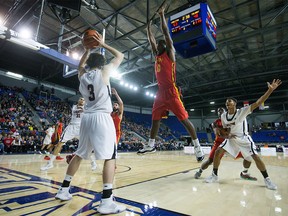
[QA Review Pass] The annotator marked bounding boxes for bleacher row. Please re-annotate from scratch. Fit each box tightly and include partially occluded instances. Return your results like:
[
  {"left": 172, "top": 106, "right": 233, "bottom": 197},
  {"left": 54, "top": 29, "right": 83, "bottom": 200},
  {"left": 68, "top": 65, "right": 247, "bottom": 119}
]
[{"left": 0, "top": 86, "right": 287, "bottom": 155}]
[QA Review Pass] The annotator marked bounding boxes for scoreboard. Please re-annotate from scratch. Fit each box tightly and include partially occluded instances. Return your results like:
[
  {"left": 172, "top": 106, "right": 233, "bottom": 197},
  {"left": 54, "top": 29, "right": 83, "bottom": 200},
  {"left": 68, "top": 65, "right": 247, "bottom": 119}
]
[{"left": 168, "top": 3, "right": 217, "bottom": 58}]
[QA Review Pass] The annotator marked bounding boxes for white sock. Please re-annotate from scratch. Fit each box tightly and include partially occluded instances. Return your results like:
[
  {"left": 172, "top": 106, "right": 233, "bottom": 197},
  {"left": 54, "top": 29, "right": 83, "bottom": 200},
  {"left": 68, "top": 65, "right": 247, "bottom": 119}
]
[
  {"left": 90, "top": 154, "right": 96, "bottom": 162},
  {"left": 50, "top": 155, "right": 56, "bottom": 162},
  {"left": 103, "top": 183, "right": 113, "bottom": 190},
  {"left": 192, "top": 138, "right": 200, "bottom": 147},
  {"left": 64, "top": 174, "right": 73, "bottom": 182},
  {"left": 242, "top": 168, "right": 248, "bottom": 173},
  {"left": 148, "top": 139, "right": 155, "bottom": 147}
]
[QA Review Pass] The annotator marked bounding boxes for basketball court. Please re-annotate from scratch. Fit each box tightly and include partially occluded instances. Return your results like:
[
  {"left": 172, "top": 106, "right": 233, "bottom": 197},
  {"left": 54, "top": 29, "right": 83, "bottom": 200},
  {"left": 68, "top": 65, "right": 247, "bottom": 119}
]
[{"left": 0, "top": 151, "right": 287, "bottom": 215}]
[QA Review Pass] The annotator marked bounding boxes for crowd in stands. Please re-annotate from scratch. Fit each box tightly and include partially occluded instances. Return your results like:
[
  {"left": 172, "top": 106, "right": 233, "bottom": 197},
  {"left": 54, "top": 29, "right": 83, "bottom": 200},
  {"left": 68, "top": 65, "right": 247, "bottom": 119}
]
[{"left": 0, "top": 85, "right": 287, "bottom": 155}]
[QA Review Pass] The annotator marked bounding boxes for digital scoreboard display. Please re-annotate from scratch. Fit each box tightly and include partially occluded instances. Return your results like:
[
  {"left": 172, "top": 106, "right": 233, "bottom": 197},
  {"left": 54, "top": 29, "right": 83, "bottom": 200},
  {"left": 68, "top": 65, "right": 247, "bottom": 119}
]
[
  {"left": 168, "top": 3, "right": 217, "bottom": 58},
  {"left": 170, "top": 6, "right": 202, "bottom": 36}
]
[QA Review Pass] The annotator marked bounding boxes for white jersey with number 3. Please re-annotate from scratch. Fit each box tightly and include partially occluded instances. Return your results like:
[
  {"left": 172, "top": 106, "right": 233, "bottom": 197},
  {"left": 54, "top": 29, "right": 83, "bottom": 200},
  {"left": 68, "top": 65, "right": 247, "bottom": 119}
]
[
  {"left": 76, "top": 68, "right": 116, "bottom": 160},
  {"left": 79, "top": 69, "right": 112, "bottom": 113}
]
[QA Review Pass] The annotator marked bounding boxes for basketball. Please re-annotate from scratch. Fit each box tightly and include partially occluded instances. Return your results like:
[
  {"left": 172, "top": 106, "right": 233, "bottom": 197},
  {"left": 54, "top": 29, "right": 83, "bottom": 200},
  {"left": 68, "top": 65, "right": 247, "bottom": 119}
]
[
  {"left": 82, "top": 29, "right": 102, "bottom": 49},
  {"left": 216, "top": 127, "right": 230, "bottom": 138}
]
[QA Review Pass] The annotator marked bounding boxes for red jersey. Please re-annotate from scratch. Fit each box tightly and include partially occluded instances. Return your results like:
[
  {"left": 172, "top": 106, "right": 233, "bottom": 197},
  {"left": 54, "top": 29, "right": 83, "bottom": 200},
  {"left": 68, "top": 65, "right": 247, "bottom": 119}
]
[
  {"left": 213, "top": 118, "right": 224, "bottom": 143},
  {"left": 155, "top": 52, "right": 176, "bottom": 89},
  {"left": 57, "top": 122, "right": 63, "bottom": 136},
  {"left": 111, "top": 112, "right": 121, "bottom": 143},
  {"left": 111, "top": 112, "right": 121, "bottom": 133}
]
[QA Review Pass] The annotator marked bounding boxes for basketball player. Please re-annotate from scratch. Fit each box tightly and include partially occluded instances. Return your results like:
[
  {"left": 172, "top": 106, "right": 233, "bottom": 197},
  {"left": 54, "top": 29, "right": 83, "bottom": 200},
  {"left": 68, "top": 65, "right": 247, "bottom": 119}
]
[
  {"left": 66, "top": 88, "right": 123, "bottom": 170},
  {"left": 205, "top": 79, "right": 282, "bottom": 190},
  {"left": 111, "top": 88, "right": 123, "bottom": 145},
  {"left": 42, "top": 117, "right": 64, "bottom": 160},
  {"left": 55, "top": 37, "right": 126, "bottom": 214},
  {"left": 40, "top": 98, "right": 92, "bottom": 171},
  {"left": 138, "top": 5, "right": 205, "bottom": 162},
  {"left": 195, "top": 107, "right": 257, "bottom": 180},
  {"left": 39, "top": 124, "right": 55, "bottom": 154}
]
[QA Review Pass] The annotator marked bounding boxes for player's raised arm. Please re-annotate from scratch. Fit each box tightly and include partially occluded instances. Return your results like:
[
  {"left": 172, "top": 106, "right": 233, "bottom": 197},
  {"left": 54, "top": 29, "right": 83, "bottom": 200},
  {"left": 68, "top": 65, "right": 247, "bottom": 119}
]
[
  {"left": 78, "top": 49, "right": 90, "bottom": 79},
  {"left": 250, "top": 79, "right": 282, "bottom": 112},
  {"left": 147, "top": 21, "right": 157, "bottom": 56},
  {"left": 111, "top": 88, "right": 124, "bottom": 119},
  {"left": 158, "top": 6, "right": 175, "bottom": 61}
]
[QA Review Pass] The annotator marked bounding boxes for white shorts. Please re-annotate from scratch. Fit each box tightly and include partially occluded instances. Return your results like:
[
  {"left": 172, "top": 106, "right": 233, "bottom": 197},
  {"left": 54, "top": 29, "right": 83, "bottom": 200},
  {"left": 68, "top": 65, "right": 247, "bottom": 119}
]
[
  {"left": 75, "top": 112, "right": 116, "bottom": 160},
  {"left": 59, "top": 124, "right": 80, "bottom": 143},
  {"left": 43, "top": 135, "right": 52, "bottom": 145},
  {"left": 220, "top": 135, "right": 257, "bottom": 161}
]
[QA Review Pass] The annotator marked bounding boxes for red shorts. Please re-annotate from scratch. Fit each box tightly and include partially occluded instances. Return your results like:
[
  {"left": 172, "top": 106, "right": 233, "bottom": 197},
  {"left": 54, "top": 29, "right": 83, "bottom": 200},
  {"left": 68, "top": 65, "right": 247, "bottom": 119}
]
[
  {"left": 209, "top": 141, "right": 224, "bottom": 160},
  {"left": 116, "top": 132, "right": 121, "bottom": 145},
  {"left": 152, "top": 86, "right": 188, "bottom": 121}
]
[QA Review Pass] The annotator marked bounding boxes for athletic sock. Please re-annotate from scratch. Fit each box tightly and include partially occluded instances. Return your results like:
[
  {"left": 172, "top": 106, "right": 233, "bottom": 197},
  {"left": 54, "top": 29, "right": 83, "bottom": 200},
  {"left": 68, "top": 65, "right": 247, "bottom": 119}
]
[
  {"left": 102, "top": 183, "right": 113, "bottom": 199},
  {"left": 213, "top": 168, "right": 218, "bottom": 176},
  {"left": 50, "top": 154, "right": 56, "bottom": 162},
  {"left": 62, "top": 174, "right": 73, "bottom": 187},
  {"left": 192, "top": 139, "right": 200, "bottom": 147},
  {"left": 242, "top": 168, "right": 248, "bottom": 173},
  {"left": 261, "top": 170, "right": 268, "bottom": 178},
  {"left": 148, "top": 139, "right": 155, "bottom": 148}
]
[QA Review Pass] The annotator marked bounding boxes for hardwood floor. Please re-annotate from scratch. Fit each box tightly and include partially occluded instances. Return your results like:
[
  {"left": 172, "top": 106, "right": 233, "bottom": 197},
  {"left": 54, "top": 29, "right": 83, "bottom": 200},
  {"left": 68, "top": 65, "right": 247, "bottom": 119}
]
[{"left": 0, "top": 150, "right": 287, "bottom": 215}]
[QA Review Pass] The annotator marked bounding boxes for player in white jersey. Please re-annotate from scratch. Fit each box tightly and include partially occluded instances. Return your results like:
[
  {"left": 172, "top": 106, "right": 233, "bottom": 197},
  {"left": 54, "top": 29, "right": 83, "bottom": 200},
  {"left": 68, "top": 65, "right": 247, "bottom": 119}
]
[
  {"left": 205, "top": 79, "right": 282, "bottom": 190},
  {"left": 39, "top": 125, "right": 55, "bottom": 154},
  {"left": 40, "top": 98, "right": 92, "bottom": 170},
  {"left": 55, "top": 36, "right": 126, "bottom": 214}
]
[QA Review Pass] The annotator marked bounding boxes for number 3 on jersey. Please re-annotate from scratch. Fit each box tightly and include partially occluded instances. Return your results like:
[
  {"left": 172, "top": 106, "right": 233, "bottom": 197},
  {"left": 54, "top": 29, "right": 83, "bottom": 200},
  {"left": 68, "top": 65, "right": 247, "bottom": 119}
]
[{"left": 87, "top": 84, "right": 95, "bottom": 101}]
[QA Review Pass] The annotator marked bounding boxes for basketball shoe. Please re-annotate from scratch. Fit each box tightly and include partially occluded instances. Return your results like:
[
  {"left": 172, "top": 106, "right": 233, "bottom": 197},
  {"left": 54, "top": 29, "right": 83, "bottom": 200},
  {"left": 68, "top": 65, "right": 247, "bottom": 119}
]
[
  {"left": 97, "top": 195, "right": 126, "bottom": 214},
  {"left": 44, "top": 155, "right": 50, "bottom": 160},
  {"left": 40, "top": 163, "right": 53, "bottom": 171},
  {"left": 205, "top": 173, "right": 218, "bottom": 183},
  {"left": 194, "top": 145, "right": 205, "bottom": 162},
  {"left": 264, "top": 177, "right": 277, "bottom": 190},
  {"left": 55, "top": 187, "right": 72, "bottom": 200},
  {"left": 137, "top": 145, "right": 156, "bottom": 154},
  {"left": 240, "top": 172, "right": 257, "bottom": 181},
  {"left": 194, "top": 171, "right": 202, "bottom": 179},
  {"left": 56, "top": 156, "right": 64, "bottom": 161}
]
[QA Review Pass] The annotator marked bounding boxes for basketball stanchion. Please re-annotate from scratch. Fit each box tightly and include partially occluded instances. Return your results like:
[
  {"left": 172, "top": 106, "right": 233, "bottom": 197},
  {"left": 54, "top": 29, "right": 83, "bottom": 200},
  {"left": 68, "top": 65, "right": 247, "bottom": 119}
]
[{"left": 100, "top": 28, "right": 106, "bottom": 56}]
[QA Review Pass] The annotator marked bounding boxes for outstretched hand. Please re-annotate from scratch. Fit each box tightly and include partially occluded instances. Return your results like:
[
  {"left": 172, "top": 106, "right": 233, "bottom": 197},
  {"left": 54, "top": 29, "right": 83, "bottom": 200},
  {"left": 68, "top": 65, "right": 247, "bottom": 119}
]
[
  {"left": 157, "top": 5, "right": 166, "bottom": 15},
  {"left": 92, "top": 35, "right": 104, "bottom": 47},
  {"left": 267, "top": 79, "right": 282, "bottom": 91},
  {"left": 111, "top": 88, "right": 117, "bottom": 95}
]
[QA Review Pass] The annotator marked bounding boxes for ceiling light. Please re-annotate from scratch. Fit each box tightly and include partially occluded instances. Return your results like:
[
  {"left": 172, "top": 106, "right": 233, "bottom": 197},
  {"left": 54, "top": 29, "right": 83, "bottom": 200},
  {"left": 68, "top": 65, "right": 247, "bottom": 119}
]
[
  {"left": 72, "top": 52, "right": 79, "bottom": 59},
  {"left": 190, "top": 109, "right": 195, "bottom": 111},
  {"left": 211, "top": 110, "right": 215, "bottom": 112},
  {"left": 7, "top": 71, "right": 23, "bottom": 79},
  {"left": 210, "top": 101, "right": 215, "bottom": 104},
  {"left": 19, "top": 28, "right": 32, "bottom": 39}
]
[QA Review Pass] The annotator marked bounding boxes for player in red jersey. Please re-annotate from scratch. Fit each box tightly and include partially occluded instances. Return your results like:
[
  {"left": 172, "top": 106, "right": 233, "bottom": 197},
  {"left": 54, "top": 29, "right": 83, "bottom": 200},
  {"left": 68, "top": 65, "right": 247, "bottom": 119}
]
[
  {"left": 111, "top": 88, "right": 123, "bottom": 145},
  {"left": 194, "top": 107, "right": 257, "bottom": 180},
  {"left": 43, "top": 117, "right": 64, "bottom": 160},
  {"left": 138, "top": 5, "right": 204, "bottom": 162}
]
